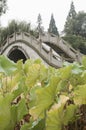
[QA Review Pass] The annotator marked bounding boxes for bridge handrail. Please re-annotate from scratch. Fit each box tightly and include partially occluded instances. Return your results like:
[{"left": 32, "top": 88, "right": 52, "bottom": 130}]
[
  {"left": 62, "top": 39, "right": 77, "bottom": 53},
  {"left": 41, "top": 33, "right": 78, "bottom": 54},
  {"left": 44, "top": 33, "right": 78, "bottom": 53},
  {"left": 1, "top": 31, "right": 79, "bottom": 55},
  {"left": 40, "top": 33, "right": 84, "bottom": 61},
  {"left": 0, "top": 31, "right": 63, "bottom": 68},
  {"left": 24, "top": 32, "right": 39, "bottom": 42},
  {"left": 0, "top": 31, "right": 83, "bottom": 65},
  {"left": 43, "top": 32, "right": 80, "bottom": 54}
]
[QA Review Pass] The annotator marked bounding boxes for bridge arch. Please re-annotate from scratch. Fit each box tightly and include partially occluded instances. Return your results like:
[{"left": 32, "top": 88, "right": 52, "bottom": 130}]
[
  {"left": 7, "top": 46, "right": 28, "bottom": 63},
  {"left": 2, "top": 40, "right": 47, "bottom": 64}
]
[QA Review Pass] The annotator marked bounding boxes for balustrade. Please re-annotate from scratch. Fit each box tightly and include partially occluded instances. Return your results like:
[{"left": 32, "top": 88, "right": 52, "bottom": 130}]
[{"left": 0, "top": 32, "right": 83, "bottom": 68}]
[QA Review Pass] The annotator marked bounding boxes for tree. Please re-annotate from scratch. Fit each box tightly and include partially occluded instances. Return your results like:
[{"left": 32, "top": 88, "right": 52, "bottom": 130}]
[
  {"left": 73, "top": 11, "right": 86, "bottom": 37},
  {"left": 64, "top": 1, "right": 77, "bottom": 35},
  {"left": 68, "top": 1, "right": 76, "bottom": 19},
  {"left": 0, "top": 19, "right": 38, "bottom": 44},
  {"left": 48, "top": 13, "right": 59, "bottom": 35},
  {"left": 63, "top": 12, "right": 86, "bottom": 54},
  {"left": 63, "top": 1, "right": 86, "bottom": 54},
  {"left": 37, "top": 13, "right": 44, "bottom": 34},
  {"left": 8, "top": 20, "right": 18, "bottom": 34},
  {"left": 0, "top": 0, "right": 7, "bottom": 42},
  {"left": 18, "top": 21, "right": 31, "bottom": 32},
  {"left": 0, "top": 0, "right": 7, "bottom": 16}
]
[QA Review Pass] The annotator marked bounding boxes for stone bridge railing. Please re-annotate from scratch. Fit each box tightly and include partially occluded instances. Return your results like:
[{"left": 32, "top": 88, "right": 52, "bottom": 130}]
[
  {"left": 39, "top": 33, "right": 82, "bottom": 63},
  {"left": 0, "top": 32, "right": 63, "bottom": 68},
  {"left": 0, "top": 32, "right": 83, "bottom": 68}
]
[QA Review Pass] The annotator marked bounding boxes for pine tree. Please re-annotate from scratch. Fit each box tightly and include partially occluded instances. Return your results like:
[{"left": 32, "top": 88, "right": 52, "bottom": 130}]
[
  {"left": 37, "top": 13, "right": 44, "bottom": 34},
  {"left": 68, "top": 1, "right": 76, "bottom": 19},
  {"left": 64, "top": 1, "right": 77, "bottom": 35},
  {"left": 37, "top": 13, "right": 42, "bottom": 31},
  {"left": 48, "top": 14, "right": 59, "bottom": 35}
]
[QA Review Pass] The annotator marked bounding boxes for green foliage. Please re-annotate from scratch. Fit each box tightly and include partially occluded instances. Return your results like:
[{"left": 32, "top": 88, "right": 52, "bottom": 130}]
[
  {"left": 0, "top": 94, "right": 12, "bottom": 130},
  {"left": 29, "top": 76, "right": 60, "bottom": 119},
  {"left": 0, "top": 55, "right": 16, "bottom": 75},
  {"left": 73, "top": 11, "right": 86, "bottom": 37},
  {"left": 0, "top": 20, "right": 38, "bottom": 44},
  {"left": 74, "top": 84, "right": 86, "bottom": 105},
  {"left": 0, "top": 55, "right": 86, "bottom": 130},
  {"left": 62, "top": 35, "right": 86, "bottom": 54},
  {"left": 82, "top": 56, "right": 86, "bottom": 68},
  {"left": 46, "top": 104, "right": 77, "bottom": 130},
  {"left": 64, "top": 2, "right": 86, "bottom": 55},
  {"left": 64, "top": 2, "right": 86, "bottom": 36}
]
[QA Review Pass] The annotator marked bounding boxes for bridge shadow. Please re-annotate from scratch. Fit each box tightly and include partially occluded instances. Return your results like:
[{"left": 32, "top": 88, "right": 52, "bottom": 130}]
[{"left": 8, "top": 48, "right": 27, "bottom": 63}]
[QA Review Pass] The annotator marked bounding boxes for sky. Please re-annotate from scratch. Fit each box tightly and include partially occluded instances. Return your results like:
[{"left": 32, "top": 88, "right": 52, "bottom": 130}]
[{"left": 1, "top": 0, "right": 86, "bottom": 33}]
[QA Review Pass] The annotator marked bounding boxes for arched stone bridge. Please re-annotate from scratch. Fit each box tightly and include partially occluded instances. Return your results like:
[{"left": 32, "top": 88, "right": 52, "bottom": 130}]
[{"left": 0, "top": 32, "right": 82, "bottom": 68}]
